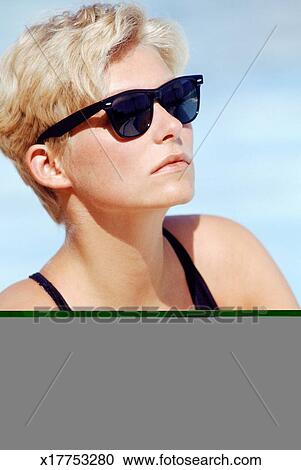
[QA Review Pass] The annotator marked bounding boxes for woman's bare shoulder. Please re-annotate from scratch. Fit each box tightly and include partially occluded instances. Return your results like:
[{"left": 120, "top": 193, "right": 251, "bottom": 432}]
[
  {"left": 0, "top": 278, "right": 55, "bottom": 310},
  {"left": 163, "top": 213, "right": 240, "bottom": 278},
  {"left": 163, "top": 214, "right": 299, "bottom": 309},
  {"left": 163, "top": 213, "right": 241, "bottom": 254}
]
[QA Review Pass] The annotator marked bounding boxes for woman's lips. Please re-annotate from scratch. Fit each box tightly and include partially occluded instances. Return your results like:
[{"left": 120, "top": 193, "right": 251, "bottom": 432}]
[{"left": 152, "top": 160, "right": 189, "bottom": 174}]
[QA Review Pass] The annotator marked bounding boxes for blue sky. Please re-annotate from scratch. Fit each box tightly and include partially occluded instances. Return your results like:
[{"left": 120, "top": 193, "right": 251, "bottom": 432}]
[{"left": 0, "top": 0, "right": 300, "bottom": 303}]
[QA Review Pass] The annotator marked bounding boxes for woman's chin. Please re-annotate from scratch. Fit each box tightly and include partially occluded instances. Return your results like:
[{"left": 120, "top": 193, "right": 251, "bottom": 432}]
[{"left": 143, "top": 185, "right": 195, "bottom": 208}]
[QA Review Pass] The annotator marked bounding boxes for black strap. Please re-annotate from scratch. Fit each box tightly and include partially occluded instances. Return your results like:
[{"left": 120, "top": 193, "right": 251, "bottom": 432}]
[
  {"left": 29, "top": 272, "right": 73, "bottom": 312},
  {"left": 162, "top": 227, "right": 218, "bottom": 310}
]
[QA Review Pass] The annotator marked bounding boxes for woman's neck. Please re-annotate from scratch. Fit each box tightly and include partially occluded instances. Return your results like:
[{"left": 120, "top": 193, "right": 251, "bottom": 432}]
[{"left": 43, "top": 207, "right": 177, "bottom": 309}]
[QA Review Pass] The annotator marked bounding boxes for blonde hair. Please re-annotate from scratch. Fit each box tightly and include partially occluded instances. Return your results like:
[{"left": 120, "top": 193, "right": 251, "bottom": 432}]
[{"left": 0, "top": 2, "right": 189, "bottom": 224}]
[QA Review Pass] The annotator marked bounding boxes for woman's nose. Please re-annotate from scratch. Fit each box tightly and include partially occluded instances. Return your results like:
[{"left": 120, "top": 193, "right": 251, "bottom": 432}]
[{"left": 151, "top": 102, "right": 183, "bottom": 142}]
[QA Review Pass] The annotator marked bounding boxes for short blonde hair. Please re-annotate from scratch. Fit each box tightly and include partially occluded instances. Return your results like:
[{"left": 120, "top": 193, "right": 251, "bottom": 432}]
[{"left": 0, "top": 2, "right": 189, "bottom": 224}]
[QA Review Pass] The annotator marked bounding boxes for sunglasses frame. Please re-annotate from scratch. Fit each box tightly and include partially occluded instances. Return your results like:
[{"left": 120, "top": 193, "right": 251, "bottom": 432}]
[{"left": 36, "top": 74, "right": 203, "bottom": 144}]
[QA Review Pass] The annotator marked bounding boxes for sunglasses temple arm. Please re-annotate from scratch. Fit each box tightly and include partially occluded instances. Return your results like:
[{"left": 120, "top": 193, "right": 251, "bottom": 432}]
[{"left": 36, "top": 100, "right": 105, "bottom": 145}]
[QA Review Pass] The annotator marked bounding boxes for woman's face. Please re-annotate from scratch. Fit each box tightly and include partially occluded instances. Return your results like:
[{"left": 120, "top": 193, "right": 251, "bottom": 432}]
[{"left": 65, "top": 44, "right": 195, "bottom": 213}]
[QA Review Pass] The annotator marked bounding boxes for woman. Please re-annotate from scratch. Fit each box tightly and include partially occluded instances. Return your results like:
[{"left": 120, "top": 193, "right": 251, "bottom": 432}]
[{"left": 0, "top": 2, "right": 298, "bottom": 311}]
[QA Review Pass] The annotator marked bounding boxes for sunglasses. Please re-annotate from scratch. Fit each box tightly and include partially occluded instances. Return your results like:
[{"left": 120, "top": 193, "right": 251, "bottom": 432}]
[{"left": 36, "top": 74, "right": 203, "bottom": 144}]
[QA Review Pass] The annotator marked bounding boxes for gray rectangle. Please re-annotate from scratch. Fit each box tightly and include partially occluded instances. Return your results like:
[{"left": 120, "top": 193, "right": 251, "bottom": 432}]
[{"left": 0, "top": 317, "right": 300, "bottom": 449}]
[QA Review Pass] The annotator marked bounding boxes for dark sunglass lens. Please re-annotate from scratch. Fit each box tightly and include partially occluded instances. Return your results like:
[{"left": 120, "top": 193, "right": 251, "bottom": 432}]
[
  {"left": 161, "top": 78, "right": 199, "bottom": 124},
  {"left": 110, "top": 93, "right": 151, "bottom": 137}
]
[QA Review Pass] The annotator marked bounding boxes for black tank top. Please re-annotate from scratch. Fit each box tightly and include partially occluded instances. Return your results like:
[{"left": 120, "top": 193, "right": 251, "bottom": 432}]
[{"left": 28, "top": 227, "right": 218, "bottom": 311}]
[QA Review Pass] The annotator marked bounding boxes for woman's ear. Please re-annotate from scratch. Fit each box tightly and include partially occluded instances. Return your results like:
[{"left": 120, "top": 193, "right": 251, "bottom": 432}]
[{"left": 25, "top": 144, "right": 72, "bottom": 189}]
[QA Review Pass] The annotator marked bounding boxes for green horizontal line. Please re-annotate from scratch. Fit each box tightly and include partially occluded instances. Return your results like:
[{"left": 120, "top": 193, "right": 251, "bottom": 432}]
[{"left": 0, "top": 310, "right": 300, "bottom": 317}]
